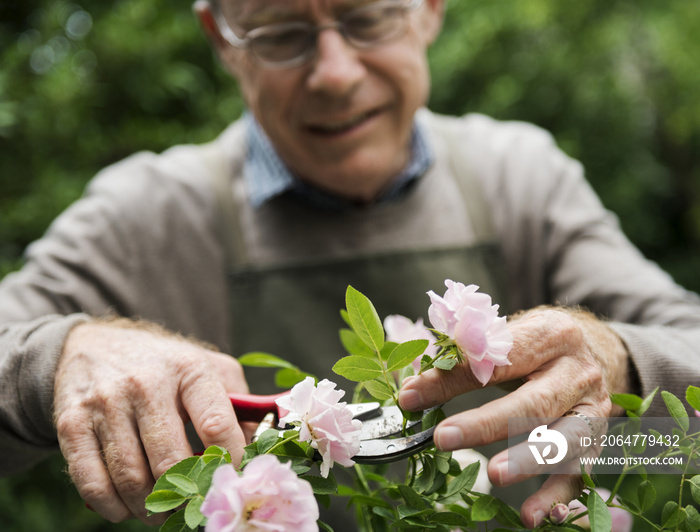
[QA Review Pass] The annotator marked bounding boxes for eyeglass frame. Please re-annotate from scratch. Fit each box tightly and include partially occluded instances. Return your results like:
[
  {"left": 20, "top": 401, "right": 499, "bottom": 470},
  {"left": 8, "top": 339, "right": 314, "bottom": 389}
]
[{"left": 211, "top": 0, "right": 425, "bottom": 69}]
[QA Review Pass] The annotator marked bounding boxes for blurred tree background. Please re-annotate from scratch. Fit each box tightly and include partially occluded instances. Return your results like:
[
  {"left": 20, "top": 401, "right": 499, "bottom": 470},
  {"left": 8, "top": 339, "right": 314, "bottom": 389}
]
[{"left": 0, "top": 0, "right": 698, "bottom": 530}]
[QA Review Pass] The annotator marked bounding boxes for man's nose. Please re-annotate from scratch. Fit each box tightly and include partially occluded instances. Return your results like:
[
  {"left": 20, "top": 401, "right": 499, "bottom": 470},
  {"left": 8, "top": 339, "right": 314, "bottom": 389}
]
[{"left": 306, "top": 29, "right": 366, "bottom": 96}]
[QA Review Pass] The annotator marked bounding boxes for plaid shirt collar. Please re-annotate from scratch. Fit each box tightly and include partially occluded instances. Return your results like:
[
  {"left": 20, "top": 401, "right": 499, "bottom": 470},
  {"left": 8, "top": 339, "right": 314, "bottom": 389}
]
[{"left": 242, "top": 113, "right": 434, "bottom": 210}]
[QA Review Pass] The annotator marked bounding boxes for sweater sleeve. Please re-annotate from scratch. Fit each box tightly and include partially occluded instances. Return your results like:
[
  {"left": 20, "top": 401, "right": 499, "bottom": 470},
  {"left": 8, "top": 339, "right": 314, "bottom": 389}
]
[
  {"left": 0, "top": 144, "right": 229, "bottom": 475},
  {"left": 463, "top": 113, "right": 700, "bottom": 415}
]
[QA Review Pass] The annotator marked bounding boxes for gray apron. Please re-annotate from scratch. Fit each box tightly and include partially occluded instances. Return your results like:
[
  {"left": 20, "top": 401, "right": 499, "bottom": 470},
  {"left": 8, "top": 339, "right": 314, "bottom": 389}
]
[
  {"left": 208, "top": 112, "right": 508, "bottom": 395},
  {"left": 205, "top": 112, "right": 526, "bottom": 528}
]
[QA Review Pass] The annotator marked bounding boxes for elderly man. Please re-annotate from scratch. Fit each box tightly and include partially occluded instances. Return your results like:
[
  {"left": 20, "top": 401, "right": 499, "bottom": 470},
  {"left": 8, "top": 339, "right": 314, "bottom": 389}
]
[{"left": 1, "top": 0, "right": 699, "bottom": 529}]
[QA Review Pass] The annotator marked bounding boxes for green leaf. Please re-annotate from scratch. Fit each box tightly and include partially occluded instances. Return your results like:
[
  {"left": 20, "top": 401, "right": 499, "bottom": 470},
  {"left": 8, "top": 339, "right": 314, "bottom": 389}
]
[
  {"left": 397, "top": 504, "right": 432, "bottom": 519},
  {"left": 429, "top": 511, "right": 470, "bottom": 526},
  {"left": 267, "top": 440, "right": 309, "bottom": 460},
  {"left": 379, "top": 341, "right": 399, "bottom": 363},
  {"left": 318, "top": 520, "right": 335, "bottom": 532},
  {"left": 637, "top": 480, "right": 656, "bottom": 512},
  {"left": 275, "top": 367, "right": 314, "bottom": 388},
  {"left": 491, "top": 499, "right": 524, "bottom": 528},
  {"left": 414, "top": 456, "right": 436, "bottom": 493},
  {"left": 444, "top": 461, "right": 480, "bottom": 498},
  {"left": 687, "top": 504, "right": 700, "bottom": 530},
  {"left": 398, "top": 484, "right": 428, "bottom": 510},
  {"left": 348, "top": 494, "right": 393, "bottom": 509},
  {"left": 256, "top": 428, "right": 281, "bottom": 454},
  {"left": 689, "top": 476, "right": 700, "bottom": 504},
  {"left": 340, "top": 309, "right": 352, "bottom": 328},
  {"left": 196, "top": 456, "right": 226, "bottom": 495},
  {"left": 580, "top": 463, "right": 596, "bottom": 489},
  {"left": 339, "top": 328, "right": 376, "bottom": 358},
  {"left": 434, "top": 358, "right": 458, "bottom": 371},
  {"left": 662, "top": 501, "right": 684, "bottom": 528},
  {"left": 662, "top": 390, "right": 690, "bottom": 432},
  {"left": 387, "top": 340, "right": 430, "bottom": 372},
  {"left": 153, "top": 456, "right": 203, "bottom": 494},
  {"left": 587, "top": 489, "right": 612, "bottom": 532},
  {"left": 164, "top": 474, "right": 199, "bottom": 496},
  {"left": 145, "top": 490, "right": 188, "bottom": 513},
  {"left": 687, "top": 386, "right": 700, "bottom": 412},
  {"left": 471, "top": 495, "right": 499, "bottom": 522},
  {"left": 332, "top": 355, "right": 383, "bottom": 382},
  {"left": 159, "top": 509, "right": 193, "bottom": 532},
  {"left": 637, "top": 387, "right": 658, "bottom": 416},
  {"left": 238, "top": 352, "right": 295, "bottom": 369},
  {"left": 422, "top": 407, "right": 446, "bottom": 432},
  {"left": 372, "top": 506, "right": 396, "bottom": 520},
  {"left": 434, "top": 451, "right": 451, "bottom": 475},
  {"left": 184, "top": 497, "right": 204, "bottom": 529},
  {"left": 300, "top": 474, "right": 338, "bottom": 495},
  {"left": 203, "top": 445, "right": 230, "bottom": 460},
  {"left": 315, "top": 493, "right": 331, "bottom": 509},
  {"left": 364, "top": 379, "right": 395, "bottom": 401},
  {"left": 345, "top": 286, "right": 384, "bottom": 352},
  {"left": 610, "top": 393, "right": 643, "bottom": 412}
]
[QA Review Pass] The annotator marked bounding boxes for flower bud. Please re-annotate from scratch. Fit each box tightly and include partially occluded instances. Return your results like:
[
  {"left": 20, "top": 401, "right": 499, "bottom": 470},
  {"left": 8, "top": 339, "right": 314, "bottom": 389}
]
[{"left": 549, "top": 502, "right": 570, "bottom": 524}]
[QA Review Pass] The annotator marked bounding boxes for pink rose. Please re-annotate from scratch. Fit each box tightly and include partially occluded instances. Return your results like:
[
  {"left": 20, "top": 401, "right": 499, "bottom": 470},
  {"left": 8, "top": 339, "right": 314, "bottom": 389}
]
[
  {"left": 201, "top": 454, "right": 319, "bottom": 532},
  {"left": 549, "top": 502, "right": 570, "bottom": 524},
  {"left": 427, "top": 280, "right": 512, "bottom": 385},
  {"left": 276, "top": 377, "right": 362, "bottom": 478},
  {"left": 384, "top": 314, "right": 438, "bottom": 371},
  {"left": 569, "top": 488, "right": 633, "bottom": 532}
]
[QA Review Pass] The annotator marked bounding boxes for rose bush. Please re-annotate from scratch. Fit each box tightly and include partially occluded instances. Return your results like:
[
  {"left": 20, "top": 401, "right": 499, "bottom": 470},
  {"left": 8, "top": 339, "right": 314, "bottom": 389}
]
[{"left": 145, "top": 284, "right": 700, "bottom": 532}]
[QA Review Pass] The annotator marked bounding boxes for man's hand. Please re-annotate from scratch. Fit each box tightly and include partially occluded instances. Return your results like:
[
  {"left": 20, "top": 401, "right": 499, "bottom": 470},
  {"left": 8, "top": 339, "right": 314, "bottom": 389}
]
[
  {"left": 398, "top": 306, "right": 631, "bottom": 529},
  {"left": 53, "top": 319, "right": 248, "bottom": 525}
]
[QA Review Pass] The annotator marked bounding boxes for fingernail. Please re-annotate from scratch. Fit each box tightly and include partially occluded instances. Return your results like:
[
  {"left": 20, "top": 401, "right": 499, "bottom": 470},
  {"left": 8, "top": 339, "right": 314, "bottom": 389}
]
[
  {"left": 435, "top": 426, "right": 463, "bottom": 450},
  {"left": 531, "top": 510, "right": 545, "bottom": 526},
  {"left": 398, "top": 389, "right": 423, "bottom": 411},
  {"left": 496, "top": 460, "right": 519, "bottom": 485},
  {"left": 401, "top": 376, "right": 416, "bottom": 388}
]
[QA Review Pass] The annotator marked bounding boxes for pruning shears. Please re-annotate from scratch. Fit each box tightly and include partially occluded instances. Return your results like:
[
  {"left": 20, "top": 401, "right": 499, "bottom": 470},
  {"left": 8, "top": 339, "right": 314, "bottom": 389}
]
[{"left": 228, "top": 392, "right": 438, "bottom": 464}]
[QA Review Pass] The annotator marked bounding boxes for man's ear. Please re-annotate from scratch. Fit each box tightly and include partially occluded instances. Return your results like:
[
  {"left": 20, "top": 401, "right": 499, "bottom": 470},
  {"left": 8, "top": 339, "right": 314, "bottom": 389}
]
[
  {"left": 193, "top": 0, "right": 227, "bottom": 51},
  {"left": 421, "top": 0, "right": 446, "bottom": 46}
]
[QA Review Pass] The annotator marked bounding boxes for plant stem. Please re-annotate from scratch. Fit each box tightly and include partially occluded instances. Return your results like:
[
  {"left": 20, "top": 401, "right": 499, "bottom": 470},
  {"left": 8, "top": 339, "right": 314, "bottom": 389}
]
[{"left": 265, "top": 433, "right": 300, "bottom": 455}]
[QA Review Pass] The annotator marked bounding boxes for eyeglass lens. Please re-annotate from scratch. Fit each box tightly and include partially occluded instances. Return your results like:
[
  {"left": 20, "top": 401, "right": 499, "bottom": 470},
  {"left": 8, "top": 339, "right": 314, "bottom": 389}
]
[{"left": 249, "top": 2, "right": 411, "bottom": 66}]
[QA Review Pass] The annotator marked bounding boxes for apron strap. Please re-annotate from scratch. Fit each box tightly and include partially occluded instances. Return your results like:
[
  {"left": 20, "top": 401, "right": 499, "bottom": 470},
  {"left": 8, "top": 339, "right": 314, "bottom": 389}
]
[
  {"left": 199, "top": 130, "right": 250, "bottom": 271},
  {"left": 424, "top": 113, "right": 497, "bottom": 243},
  {"left": 203, "top": 112, "right": 497, "bottom": 271}
]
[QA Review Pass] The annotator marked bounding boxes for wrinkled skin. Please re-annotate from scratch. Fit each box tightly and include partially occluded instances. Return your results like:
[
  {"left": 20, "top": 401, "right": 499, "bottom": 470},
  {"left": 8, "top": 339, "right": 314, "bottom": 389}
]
[
  {"left": 399, "top": 307, "right": 631, "bottom": 528},
  {"left": 54, "top": 321, "right": 248, "bottom": 524}
]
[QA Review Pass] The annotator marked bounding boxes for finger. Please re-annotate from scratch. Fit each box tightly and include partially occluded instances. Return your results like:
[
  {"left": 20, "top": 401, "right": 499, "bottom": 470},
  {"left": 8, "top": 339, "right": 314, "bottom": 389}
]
[
  {"left": 96, "top": 413, "right": 165, "bottom": 525},
  {"left": 208, "top": 352, "right": 249, "bottom": 395},
  {"left": 134, "top": 393, "right": 194, "bottom": 481},
  {"left": 56, "top": 411, "right": 132, "bottom": 523},
  {"left": 179, "top": 368, "right": 246, "bottom": 465},
  {"left": 519, "top": 473, "right": 585, "bottom": 528},
  {"left": 398, "top": 310, "right": 587, "bottom": 410},
  {"left": 431, "top": 357, "right": 609, "bottom": 451},
  {"left": 487, "top": 407, "right": 607, "bottom": 486}
]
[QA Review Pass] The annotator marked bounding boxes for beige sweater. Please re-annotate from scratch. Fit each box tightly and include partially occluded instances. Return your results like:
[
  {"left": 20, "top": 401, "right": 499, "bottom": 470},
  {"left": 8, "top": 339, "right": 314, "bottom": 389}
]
[{"left": 1, "top": 111, "right": 699, "bottom": 473}]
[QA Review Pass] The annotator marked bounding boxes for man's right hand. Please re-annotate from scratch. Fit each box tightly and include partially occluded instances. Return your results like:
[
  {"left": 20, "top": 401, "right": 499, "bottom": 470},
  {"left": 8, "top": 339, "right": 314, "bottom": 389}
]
[{"left": 53, "top": 320, "right": 248, "bottom": 525}]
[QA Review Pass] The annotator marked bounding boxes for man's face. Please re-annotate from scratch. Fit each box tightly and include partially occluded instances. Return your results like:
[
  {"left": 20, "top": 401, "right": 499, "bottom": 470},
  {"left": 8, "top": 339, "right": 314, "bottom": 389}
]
[{"left": 212, "top": 0, "right": 444, "bottom": 201}]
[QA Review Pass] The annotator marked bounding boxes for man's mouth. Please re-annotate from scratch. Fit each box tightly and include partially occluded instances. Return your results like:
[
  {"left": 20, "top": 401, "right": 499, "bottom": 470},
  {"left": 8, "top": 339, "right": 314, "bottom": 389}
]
[{"left": 306, "top": 108, "right": 382, "bottom": 136}]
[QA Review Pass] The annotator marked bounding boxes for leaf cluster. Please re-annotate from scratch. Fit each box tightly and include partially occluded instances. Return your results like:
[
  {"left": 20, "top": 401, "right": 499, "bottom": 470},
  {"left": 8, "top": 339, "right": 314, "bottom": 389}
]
[{"left": 144, "top": 446, "right": 231, "bottom": 532}]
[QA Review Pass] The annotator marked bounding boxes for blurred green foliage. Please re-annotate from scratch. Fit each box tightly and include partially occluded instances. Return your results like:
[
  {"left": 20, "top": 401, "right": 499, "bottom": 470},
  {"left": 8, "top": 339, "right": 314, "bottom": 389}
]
[{"left": 0, "top": 0, "right": 698, "bottom": 530}]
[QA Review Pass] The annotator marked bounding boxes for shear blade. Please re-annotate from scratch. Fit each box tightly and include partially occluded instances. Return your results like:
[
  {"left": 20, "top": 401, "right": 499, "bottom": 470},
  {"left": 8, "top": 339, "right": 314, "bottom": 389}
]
[
  {"left": 359, "top": 405, "right": 439, "bottom": 441},
  {"left": 354, "top": 427, "right": 435, "bottom": 464}
]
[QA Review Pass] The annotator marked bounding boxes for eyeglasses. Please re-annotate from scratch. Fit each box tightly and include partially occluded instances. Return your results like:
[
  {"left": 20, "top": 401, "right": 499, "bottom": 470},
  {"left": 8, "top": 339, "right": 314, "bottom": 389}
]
[{"left": 212, "top": 0, "right": 424, "bottom": 69}]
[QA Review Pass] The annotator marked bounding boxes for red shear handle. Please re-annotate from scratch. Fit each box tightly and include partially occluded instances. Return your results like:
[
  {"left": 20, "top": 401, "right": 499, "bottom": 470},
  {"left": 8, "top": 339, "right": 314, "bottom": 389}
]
[{"left": 228, "top": 391, "right": 291, "bottom": 423}]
